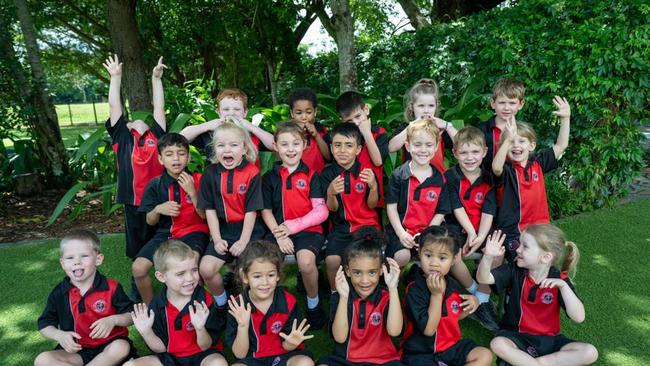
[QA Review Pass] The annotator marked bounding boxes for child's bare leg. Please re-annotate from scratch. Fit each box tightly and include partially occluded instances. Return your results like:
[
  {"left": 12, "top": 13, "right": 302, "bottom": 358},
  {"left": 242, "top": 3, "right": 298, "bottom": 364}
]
[
  {"left": 535, "top": 342, "right": 598, "bottom": 366},
  {"left": 325, "top": 255, "right": 341, "bottom": 290},
  {"left": 201, "top": 352, "right": 228, "bottom": 366},
  {"left": 123, "top": 355, "right": 162, "bottom": 366},
  {"left": 132, "top": 258, "right": 154, "bottom": 304},
  {"left": 34, "top": 350, "right": 83, "bottom": 366},
  {"left": 199, "top": 256, "right": 226, "bottom": 297},
  {"left": 297, "top": 250, "right": 319, "bottom": 298},
  {"left": 287, "top": 354, "right": 315, "bottom": 366},
  {"left": 466, "top": 346, "right": 493, "bottom": 366},
  {"left": 491, "top": 336, "right": 541, "bottom": 366},
  {"left": 86, "top": 338, "right": 131, "bottom": 366},
  {"left": 392, "top": 248, "right": 411, "bottom": 268}
]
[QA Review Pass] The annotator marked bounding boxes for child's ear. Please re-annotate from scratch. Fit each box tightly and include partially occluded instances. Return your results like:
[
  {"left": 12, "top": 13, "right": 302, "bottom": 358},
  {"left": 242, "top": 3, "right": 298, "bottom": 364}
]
[
  {"left": 405, "top": 141, "right": 412, "bottom": 153},
  {"left": 95, "top": 253, "right": 104, "bottom": 266},
  {"left": 528, "top": 141, "right": 536, "bottom": 152},
  {"left": 362, "top": 104, "right": 370, "bottom": 115},
  {"left": 481, "top": 146, "right": 488, "bottom": 158},
  {"left": 158, "top": 154, "right": 164, "bottom": 165},
  {"left": 518, "top": 99, "right": 525, "bottom": 109},
  {"left": 541, "top": 251, "right": 554, "bottom": 264},
  {"left": 239, "top": 268, "right": 249, "bottom": 286},
  {"left": 354, "top": 145, "right": 362, "bottom": 156},
  {"left": 154, "top": 271, "right": 166, "bottom": 283}
]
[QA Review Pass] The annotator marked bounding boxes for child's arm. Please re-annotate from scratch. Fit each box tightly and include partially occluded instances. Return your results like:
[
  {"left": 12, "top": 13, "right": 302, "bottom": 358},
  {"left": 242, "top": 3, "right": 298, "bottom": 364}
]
[
  {"left": 238, "top": 118, "right": 275, "bottom": 150},
  {"left": 423, "top": 275, "right": 445, "bottom": 336},
  {"left": 305, "top": 123, "right": 331, "bottom": 160},
  {"left": 491, "top": 117, "right": 516, "bottom": 177},
  {"left": 228, "top": 295, "right": 252, "bottom": 359},
  {"left": 358, "top": 119, "right": 384, "bottom": 166},
  {"left": 205, "top": 210, "right": 229, "bottom": 255},
  {"left": 325, "top": 176, "right": 344, "bottom": 211},
  {"left": 102, "top": 55, "right": 123, "bottom": 126},
  {"left": 388, "top": 127, "right": 407, "bottom": 153},
  {"left": 453, "top": 207, "right": 478, "bottom": 243},
  {"left": 360, "top": 168, "right": 379, "bottom": 209},
  {"left": 434, "top": 117, "right": 458, "bottom": 140},
  {"left": 281, "top": 319, "right": 314, "bottom": 351},
  {"left": 332, "top": 266, "right": 350, "bottom": 343},
  {"left": 180, "top": 120, "right": 221, "bottom": 142},
  {"left": 230, "top": 211, "right": 257, "bottom": 256},
  {"left": 383, "top": 258, "right": 403, "bottom": 337},
  {"left": 281, "top": 198, "right": 328, "bottom": 234},
  {"left": 429, "top": 214, "right": 445, "bottom": 226},
  {"left": 458, "top": 294, "right": 480, "bottom": 320},
  {"left": 89, "top": 313, "right": 133, "bottom": 339},
  {"left": 552, "top": 96, "right": 571, "bottom": 159},
  {"left": 474, "top": 213, "right": 494, "bottom": 247},
  {"left": 39, "top": 326, "right": 82, "bottom": 353},
  {"left": 132, "top": 303, "right": 166, "bottom": 353},
  {"left": 541, "top": 278, "right": 585, "bottom": 323},
  {"left": 151, "top": 56, "right": 167, "bottom": 131},
  {"left": 179, "top": 172, "right": 205, "bottom": 219},
  {"left": 387, "top": 203, "right": 417, "bottom": 248},
  {"left": 476, "top": 230, "right": 506, "bottom": 285},
  {"left": 147, "top": 201, "right": 180, "bottom": 226}
]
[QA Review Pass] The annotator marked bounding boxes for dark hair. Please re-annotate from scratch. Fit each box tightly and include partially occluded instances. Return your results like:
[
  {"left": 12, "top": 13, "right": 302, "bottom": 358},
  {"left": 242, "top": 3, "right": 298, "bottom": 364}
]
[
  {"left": 342, "top": 226, "right": 386, "bottom": 267},
  {"left": 60, "top": 229, "right": 101, "bottom": 255},
  {"left": 417, "top": 225, "right": 460, "bottom": 255},
  {"left": 157, "top": 133, "right": 189, "bottom": 153},
  {"left": 288, "top": 87, "right": 317, "bottom": 110},
  {"left": 274, "top": 120, "right": 307, "bottom": 142},
  {"left": 237, "top": 240, "right": 284, "bottom": 284},
  {"left": 336, "top": 91, "right": 365, "bottom": 117},
  {"left": 329, "top": 122, "right": 363, "bottom": 147}
]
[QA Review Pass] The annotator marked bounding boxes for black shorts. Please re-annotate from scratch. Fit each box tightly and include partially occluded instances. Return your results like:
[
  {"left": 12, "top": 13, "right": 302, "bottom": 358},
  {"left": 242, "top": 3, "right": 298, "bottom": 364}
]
[
  {"left": 325, "top": 230, "right": 354, "bottom": 257},
  {"left": 319, "top": 354, "right": 403, "bottom": 366},
  {"left": 204, "top": 220, "right": 266, "bottom": 263},
  {"left": 265, "top": 231, "right": 325, "bottom": 257},
  {"left": 157, "top": 349, "right": 224, "bottom": 366},
  {"left": 235, "top": 350, "right": 313, "bottom": 366},
  {"left": 55, "top": 337, "right": 135, "bottom": 365},
  {"left": 496, "top": 330, "right": 574, "bottom": 358},
  {"left": 402, "top": 339, "right": 477, "bottom": 366},
  {"left": 137, "top": 231, "right": 209, "bottom": 261},
  {"left": 384, "top": 228, "right": 416, "bottom": 259},
  {"left": 125, "top": 204, "right": 156, "bottom": 259}
]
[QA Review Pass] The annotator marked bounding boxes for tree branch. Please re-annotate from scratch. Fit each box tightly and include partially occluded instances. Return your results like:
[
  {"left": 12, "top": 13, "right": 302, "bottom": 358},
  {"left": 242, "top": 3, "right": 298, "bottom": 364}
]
[
  {"left": 52, "top": 15, "right": 109, "bottom": 51},
  {"left": 59, "top": 0, "right": 109, "bottom": 34},
  {"left": 397, "top": 0, "right": 430, "bottom": 29}
]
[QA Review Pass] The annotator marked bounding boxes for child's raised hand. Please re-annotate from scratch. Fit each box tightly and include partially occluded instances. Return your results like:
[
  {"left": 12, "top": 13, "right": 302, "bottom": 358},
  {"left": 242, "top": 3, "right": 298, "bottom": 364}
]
[
  {"left": 503, "top": 116, "right": 517, "bottom": 141},
  {"left": 189, "top": 300, "right": 210, "bottom": 331},
  {"left": 303, "top": 123, "right": 318, "bottom": 137},
  {"left": 152, "top": 56, "right": 167, "bottom": 79},
  {"left": 277, "top": 237, "right": 295, "bottom": 254},
  {"left": 177, "top": 172, "right": 196, "bottom": 196},
  {"left": 102, "top": 54, "right": 122, "bottom": 77},
  {"left": 327, "top": 176, "right": 345, "bottom": 196},
  {"left": 131, "top": 303, "right": 155, "bottom": 334},
  {"left": 228, "top": 294, "right": 251, "bottom": 328},
  {"left": 432, "top": 117, "right": 449, "bottom": 136},
  {"left": 539, "top": 278, "right": 567, "bottom": 289},
  {"left": 552, "top": 96, "right": 571, "bottom": 119},
  {"left": 155, "top": 201, "right": 181, "bottom": 217},
  {"left": 335, "top": 266, "right": 350, "bottom": 298},
  {"left": 426, "top": 273, "right": 446, "bottom": 295},
  {"left": 89, "top": 316, "right": 116, "bottom": 339},
  {"left": 382, "top": 258, "right": 401, "bottom": 289},
  {"left": 272, "top": 224, "right": 290, "bottom": 239},
  {"left": 359, "top": 168, "right": 377, "bottom": 191},
  {"left": 483, "top": 230, "right": 506, "bottom": 258},
  {"left": 214, "top": 238, "right": 229, "bottom": 255},
  {"left": 459, "top": 294, "right": 479, "bottom": 314},
  {"left": 230, "top": 239, "right": 247, "bottom": 257},
  {"left": 279, "top": 318, "right": 314, "bottom": 347},
  {"left": 356, "top": 118, "right": 372, "bottom": 134}
]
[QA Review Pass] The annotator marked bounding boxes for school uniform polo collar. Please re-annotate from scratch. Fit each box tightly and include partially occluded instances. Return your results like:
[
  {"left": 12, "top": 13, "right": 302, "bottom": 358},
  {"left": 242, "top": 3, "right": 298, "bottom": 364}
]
[
  {"left": 274, "top": 160, "right": 310, "bottom": 190},
  {"left": 486, "top": 116, "right": 497, "bottom": 130},
  {"left": 62, "top": 272, "right": 109, "bottom": 313},
  {"left": 452, "top": 165, "right": 493, "bottom": 200},
  {"left": 349, "top": 282, "right": 384, "bottom": 329},
  {"left": 523, "top": 266, "right": 562, "bottom": 302},
  {"left": 243, "top": 287, "right": 290, "bottom": 334},
  {"left": 399, "top": 162, "right": 443, "bottom": 201},
  {"left": 213, "top": 160, "right": 250, "bottom": 173},
  {"left": 154, "top": 285, "right": 206, "bottom": 330},
  {"left": 511, "top": 152, "right": 541, "bottom": 182},
  {"left": 333, "top": 159, "right": 361, "bottom": 178}
]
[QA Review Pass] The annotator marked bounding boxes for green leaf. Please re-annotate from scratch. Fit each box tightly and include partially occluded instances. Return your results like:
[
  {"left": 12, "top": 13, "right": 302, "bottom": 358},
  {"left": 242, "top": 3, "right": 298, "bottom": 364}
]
[
  {"left": 48, "top": 182, "right": 88, "bottom": 226},
  {"left": 170, "top": 113, "right": 192, "bottom": 133}
]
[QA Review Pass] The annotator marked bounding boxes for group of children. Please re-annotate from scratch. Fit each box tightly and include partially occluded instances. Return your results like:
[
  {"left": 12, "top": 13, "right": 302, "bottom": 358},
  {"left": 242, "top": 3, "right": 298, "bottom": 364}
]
[{"left": 34, "top": 55, "right": 599, "bottom": 366}]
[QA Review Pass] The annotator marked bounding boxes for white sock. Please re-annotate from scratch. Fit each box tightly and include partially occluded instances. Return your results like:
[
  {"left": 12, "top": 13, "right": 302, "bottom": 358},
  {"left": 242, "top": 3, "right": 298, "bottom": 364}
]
[
  {"left": 215, "top": 291, "right": 228, "bottom": 306},
  {"left": 307, "top": 295, "right": 320, "bottom": 309},
  {"left": 466, "top": 280, "right": 479, "bottom": 295},
  {"left": 475, "top": 291, "right": 490, "bottom": 304}
]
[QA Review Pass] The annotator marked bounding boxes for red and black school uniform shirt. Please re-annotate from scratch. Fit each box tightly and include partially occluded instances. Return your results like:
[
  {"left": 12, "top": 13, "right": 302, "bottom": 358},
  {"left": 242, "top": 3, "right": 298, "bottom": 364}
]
[
  {"left": 328, "top": 286, "right": 401, "bottom": 364},
  {"left": 444, "top": 165, "right": 496, "bottom": 233},
  {"left": 477, "top": 117, "right": 503, "bottom": 170},
  {"left": 262, "top": 161, "right": 324, "bottom": 234},
  {"left": 106, "top": 115, "right": 165, "bottom": 206},
  {"left": 401, "top": 268, "right": 465, "bottom": 355},
  {"left": 496, "top": 148, "right": 558, "bottom": 239},
  {"left": 392, "top": 122, "right": 454, "bottom": 174},
  {"left": 193, "top": 130, "right": 266, "bottom": 169},
  {"left": 491, "top": 263, "right": 577, "bottom": 336},
  {"left": 385, "top": 162, "right": 451, "bottom": 236},
  {"left": 149, "top": 286, "right": 225, "bottom": 357},
  {"left": 302, "top": 122, "right": 329, "bottom": 173},
  {"left": 320, "top": 160, "right": 380, "bottom": 232},
  {"left": 197, "top": 161, "right": 263, "bottom": 224},
  {"left": 37, "top": 272, "right": 132, "bottom": 348},
  {"left": 139, "top": 170, "right": 209, "bottom": 238},
  {"left": 225, "top": 287, "right": 303, "bottom": 358}
]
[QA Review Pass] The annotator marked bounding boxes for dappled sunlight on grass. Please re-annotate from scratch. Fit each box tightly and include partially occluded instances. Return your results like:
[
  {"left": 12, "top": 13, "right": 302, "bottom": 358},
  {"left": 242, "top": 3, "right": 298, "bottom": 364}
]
[
  {"left": 604, "top": 351, "right": 648, "bottom": 365},
  {"left": 589, "top": 254, "right": 614, "bottom": 271}
]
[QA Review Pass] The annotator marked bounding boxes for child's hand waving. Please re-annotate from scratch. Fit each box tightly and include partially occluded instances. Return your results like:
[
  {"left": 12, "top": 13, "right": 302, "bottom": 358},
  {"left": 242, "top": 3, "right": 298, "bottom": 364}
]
[
  {"left": 103, "top": 54, "right": 122, "bottom": 77},
  {"left": 131, "top": 303, "right": 155, "bottom": 334},
  {"left": 152, "top": 56, "right": 167, "bottom": 79},
  {"left": 228, "top": 295, "right": 251, "bottom": 328},
  {"left": 189, "top": 300, "right": 210, "bottom": 331},
  {"left": 552, "top": 96, "right": 571, "bottom": 119},
  {"left": 484, "top": 230, "right": 506, "bottom": 258},
  {"left": 279, "top": 319, "right": 314, "bottom": 347},
  {"left": 335, "top": 266, "right": 350, "bottom": 298},
  {"left": 382, "top": 258, "right": 401, "bottom": 289}
]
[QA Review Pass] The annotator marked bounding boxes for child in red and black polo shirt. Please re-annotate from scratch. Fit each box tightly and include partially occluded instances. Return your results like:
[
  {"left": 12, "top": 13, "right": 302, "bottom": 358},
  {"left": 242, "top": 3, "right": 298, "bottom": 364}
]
[
  {"left": 133, "top": 133, "right": 210, "bottom": 304},
  {"left": 288, "top": 87, "right": 330, "bottom": 173},
  {"left": 319, "top": 228, "right": 403, "bottom": 366},
  {"left": 128, "top": 240, "right": 227, "bottom": 366},
  {"left": 103, "top": 55, "right": 166, "bottom": 264},
  {"left": 36, "top": 229, "right": 134, "bottom": 366},
  {"left": 320, "top": 123, "right": 380, "bottom": 291},
  {"left": 492, "top": 96, "right": 571, "bottom": 261},
  {"left": 401, "top": 226, "right": 492, "bottom": 366},
  {"left": 477, "top": 226, "right": 598, "bottom": 366},
  {"left": 198, "top": 121, "right": 266, "bottom": 308},
  {"left": 261, "top": 121, "right": 329, "bottom": 329},
  {"left": 227, "top": 240, "right": 314, "bottom": 366}
]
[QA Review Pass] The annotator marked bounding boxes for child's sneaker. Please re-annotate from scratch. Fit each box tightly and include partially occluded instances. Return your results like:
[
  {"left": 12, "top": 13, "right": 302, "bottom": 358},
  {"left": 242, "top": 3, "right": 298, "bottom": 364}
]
[
  {"left": 306, "top": 301, "right": 326, "bottom": 331},
  {"left": 469, "top": 300, "right": 500, "bottom": 332}
]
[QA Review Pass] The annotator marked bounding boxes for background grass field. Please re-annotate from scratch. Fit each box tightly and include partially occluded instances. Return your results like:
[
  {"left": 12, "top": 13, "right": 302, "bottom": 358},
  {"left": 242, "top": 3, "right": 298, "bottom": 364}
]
[{"left": 1, "top": 199, "right": 649, "bottom": 366}]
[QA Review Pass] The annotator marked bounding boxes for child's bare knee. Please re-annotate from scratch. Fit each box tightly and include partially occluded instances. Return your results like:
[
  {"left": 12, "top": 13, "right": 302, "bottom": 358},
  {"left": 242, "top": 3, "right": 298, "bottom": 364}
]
[
  {"left": 583, "top": 344, "right": 599, "bottom": 364},
  {"left": 490, "top": 336, "right": 510, "bottom": 354},
  {"left": 105, "top": 338, "right": 130, "bottom": 358},
  {"left": 132, "top": 259, "right": 151, "bottom": 277},
  {"left": 297, "top": 253, "right": 316, "bottom": 272},
  {"left": 34, "top": 352, "right": 51, "bottom": 366}
]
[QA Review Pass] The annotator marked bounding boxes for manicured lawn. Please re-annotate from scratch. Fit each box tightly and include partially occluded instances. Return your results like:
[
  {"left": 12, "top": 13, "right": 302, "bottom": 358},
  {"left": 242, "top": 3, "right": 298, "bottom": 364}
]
[{"left": 2, "top": 199, "right": 649, "bottom": 365}]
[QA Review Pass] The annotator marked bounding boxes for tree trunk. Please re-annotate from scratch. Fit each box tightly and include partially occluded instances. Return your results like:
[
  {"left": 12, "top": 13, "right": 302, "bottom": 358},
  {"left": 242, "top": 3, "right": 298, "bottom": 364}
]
[
  {"left": 431, "top": 0, "right": 504, "bottom": 22},
  {"left": 266, "top": 60, "right": 278, "bottom": 105},
  {"left": 106, "top": 0, "right": 151, "bottom": 113},
  {"left": 317, "top": 0, "right": 357, "bottom": 92},
  {"left": 13, "top": 0, "right": 71, "bottom": 188},
  {"left": 398, "top": 0, "right": 430, "bottom": 30}
]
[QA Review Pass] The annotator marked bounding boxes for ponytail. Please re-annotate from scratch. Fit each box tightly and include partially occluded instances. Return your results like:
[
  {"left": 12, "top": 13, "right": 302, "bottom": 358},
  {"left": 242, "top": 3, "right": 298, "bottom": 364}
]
[{"left": 561, "top": 241, "right": 580, "bottom": 278}]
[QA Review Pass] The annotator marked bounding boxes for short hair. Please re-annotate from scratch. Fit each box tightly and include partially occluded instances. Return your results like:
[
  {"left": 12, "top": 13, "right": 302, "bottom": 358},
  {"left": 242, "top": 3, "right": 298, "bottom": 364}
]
[
  {"left": 417, "top": 225, "right": 460, "bottom": 255},
  {"left": 329, "top": 122, "right": 363, "bottom": 146},
  {"left": 60, "top": 229, "right": 101, "bottom": 255},
  {"left": 342, "top": 227, "right": 386, "bottom": 267},
  {"left": 499, "top": 121, "right": 537, "bottom": 146},
  {"left": 216, "top": 88, "right": 248, "bottom": 110},
  {"left": 287, "top": 87, "right": 317, "bottom": 110},
  {"left": 274, "top": 120, "right": 307, "bottom": 142},
  {"left": 492, "top": 78, "right": 525, "bottom": 101},
  {"left": 157, "top": 133, "right": 189, "bottom": 153},
  {"left": 453, "top": 126, "right": 486, "bottom": 149},
  {"left": 210, "top": 118, "right": 257, "bottom": 163},
  {"left": 404, "top": 78, "right": 439, "bottom": 121},
  {"left": 524, "top": 224, "right": 580, "bottom": 278},
  {"left": 153, "top": 240, "right": 197, "bottom": 273},
  {"left": 406, "top": 118, "right": 440, "bottom": 143},
  {"left": 336, "top": 91, "right": 365, "bottom": 117},
  {"left": 237, "top": 240, "right": 284, "bottom": 284}
]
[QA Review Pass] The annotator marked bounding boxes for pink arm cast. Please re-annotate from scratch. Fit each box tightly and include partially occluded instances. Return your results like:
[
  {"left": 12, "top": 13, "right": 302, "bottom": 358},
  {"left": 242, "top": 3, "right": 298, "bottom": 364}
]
[{"left": 283, "top": 198, "right": 328, "bottom": 234}]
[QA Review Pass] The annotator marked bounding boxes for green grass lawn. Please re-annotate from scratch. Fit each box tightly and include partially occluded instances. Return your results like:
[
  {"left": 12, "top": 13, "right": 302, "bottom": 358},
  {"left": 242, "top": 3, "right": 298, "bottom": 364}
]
[{"left": 2, "top": 199, "right": 649, "bottom": 365}]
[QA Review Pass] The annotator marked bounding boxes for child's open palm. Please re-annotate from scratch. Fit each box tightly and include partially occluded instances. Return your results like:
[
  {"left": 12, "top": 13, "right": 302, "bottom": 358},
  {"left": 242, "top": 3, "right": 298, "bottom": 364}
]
[
  {"left": 189, "top": 300, "right": 210, "bottom": 330},
  {"left": 279, "top": 319, "right": 314, "bottom": 347},
  {"left": 484, "top": 230, "right": 506, "bottom": 257},
  {"left": 335, "top": 266, "right": 350, "bottom": 298},
  {"left": 552, "top": 96, "right": 571, "bottom": 119},
  {"left": 152, "top": 56, "right": 167, "bottom": 79},
  {"left": 228, "top": 295, "right": 251, "bottom": 328},
  {"left": 131, "top": 303, "right": 155, "bottom": 333},
  {"left": 382, "top": 258, "right": 401, "bottom": 289},
  {"left": 102, "top": 54, "right": 122, "bottom": 77}
]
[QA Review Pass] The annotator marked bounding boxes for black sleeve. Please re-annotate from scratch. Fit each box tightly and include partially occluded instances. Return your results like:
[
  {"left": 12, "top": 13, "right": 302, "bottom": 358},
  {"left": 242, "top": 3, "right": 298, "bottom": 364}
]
[
  {"left": 375, "top": 130, "right": 389, "bottom": 162},
  {"left": 445, "top": 171, "right": 463, "bottom": 210},
  {"left": 309, "top": 172, "right": 324, "bottom": 199},
  {"left": 151, "top": 119, "right": 166, "bottom": 136},
  {"left": 206, "top": 301, "right": 226, "bottom": 347},
  {"left": 262, "top": 171, "right": 275, "bottom": 210},
  {"left": 149, "top": 301, "right": 167, "bottom": 342},
  {"left": 197, "top": 166, "right": 216, "bottom": 210},
  {"left": 138, "top": 178, "right": 161, "bottom": 213},
  {"left": 490, "top": 263, "right": 516, "bottom": 294},
  {"left": 282, "top": 296, "right": 301, "bottom": 335},
  {"left": 37, "top": 287, "right": 60, "bottom": 330},
  {"left": 537, "top": 148, "right": 559, "bottom": 173},
  {"left": 105, "top": 115, "right": 130, "bottom": 143},
  {"left": 482, "top": 188, "right": 497, "bottom": 216},
  {"left": 320, "top": 167, "right": 335, "bottom": 191},
  {"left": 442, "top": 131, "right": 454, "bottom": 150},
  {"left": 435, "top": 182, "right": 452, "bottom": 215},
  {"left": 245, "top": 173, "right": 264, "bottom": 212},
  {"left": 112, "top": 282, "right": 134, "bottom": 314},
  {"left": 405, "top": 282, "right": 432, "bottom": 334},
  {"left": 327, "top": 291, "right": 340, "bottom": 336},
  {"left": 385, "top": 171, "right": 401, "bottom": 204},
  {"left": 389, "top": 123, "right": 407, "bottom": 139}
]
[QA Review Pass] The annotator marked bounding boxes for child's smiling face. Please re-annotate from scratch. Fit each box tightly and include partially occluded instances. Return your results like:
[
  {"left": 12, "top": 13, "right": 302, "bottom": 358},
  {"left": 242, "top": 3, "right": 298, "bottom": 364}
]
[
  {"left": 60, "top": 240, "right": 103, "bottom": 286},
  {"left": 241, "top": 259, "right": 280, "bottom": 302},
  {"left": 508, "top": 134, "right": 535, "bottom": 163},
  {"left": 275, "top": 132, "right": 305, "bottom": 169},
  {"left": 345, "top": 256, "right": 382, "bottom": 299}
]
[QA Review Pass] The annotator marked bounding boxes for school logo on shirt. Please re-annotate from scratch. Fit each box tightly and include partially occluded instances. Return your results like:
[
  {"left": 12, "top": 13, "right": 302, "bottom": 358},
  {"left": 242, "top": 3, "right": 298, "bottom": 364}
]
[
  {"left": 271, "top": 320, "right": 283, "bottom": 334},
  {"left": 238, "top": 183, "right": 247, "bottom": 194},
  {"left": 271, "top": 357, "right": 282, "bottom": 366},
  {"left": 296, "top": 179, "right": 307, "bottom": 190},
  {"left": 450, "top": 300, "right": 460, "bottom": 314},
  {"left": 475, "top": 192, "right": 484, "bottom": 203},
  {"left": 92, "top": 300, "right": 106, "bottom": 313},
  {"left": 146, "top": 138, "right": 155, "bottom": 147},
  {"left": 532, "top": 171, "right": 539, "bottom": 182},
  {"left": 185, "top": 194, "right": 193, "bottom": 204},
  {"left": 186, "top": 321, "right": 195, "bottom": 331},
  {"left": 527, "top": 346, "right": 539, "bottom": 357},
  {"left": 370, "top": 311, "right": 382, "bottom": 326},
  {"left": 542, "top": 292, "right": 554, "bottom": 304},
  {"left": 426, "top": 191, "right": 437, "bottom": 202},
  {"left": 355, "top": 182, "right": 365, "bottom": 193}
]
